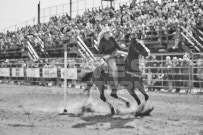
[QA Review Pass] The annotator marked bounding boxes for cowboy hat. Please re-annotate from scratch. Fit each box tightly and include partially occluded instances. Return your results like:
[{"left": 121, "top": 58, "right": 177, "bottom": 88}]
[
  {"left": 166, "top": 56, "right": 171, "bottom": 60},
  {"left": 5, "top": 59, "right": 9, "bottom": 63},
  {"left": 97, "top": 26, "right": 111, "bottom": 45}
]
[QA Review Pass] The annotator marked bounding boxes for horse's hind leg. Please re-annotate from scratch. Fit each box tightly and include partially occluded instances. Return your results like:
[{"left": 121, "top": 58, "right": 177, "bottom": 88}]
[
  {"left": 81, "top": 83, "right": 93, "bottom": 96},
  {"left": 98, "top": 84, "right": 116, "bottom": 115},
  {"left": 110, "top": 88, "right": 130, "bottom": 108}
]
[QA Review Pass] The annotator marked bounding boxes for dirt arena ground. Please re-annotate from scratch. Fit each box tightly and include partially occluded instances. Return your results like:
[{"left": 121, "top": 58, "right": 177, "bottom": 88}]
[{"left": 0, "top": 84, "right": 202, "bottom": 135}]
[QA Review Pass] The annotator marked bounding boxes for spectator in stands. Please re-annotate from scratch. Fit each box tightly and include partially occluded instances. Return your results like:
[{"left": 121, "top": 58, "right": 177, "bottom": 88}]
[
  {"left": 22, "top": 60, "right": 27, "bottom": 68},
  {"left": 38, "top": 60, "right": 44, "bottom": 68},
  {"left": 182, "top": 54, "right": 191, "bottom": 91},
  {"left": 196, "top": 58, "right": 203, "bottom": 91},
  {"left": 16, "top": 60, "right": 23, "bottom": 68},
  {"left": 164, "top": 56, "right": 173, "bottom": 91},
  {"left": 171, "top": 57, "right": 181, "bottom": 92},
  {"left": 31, "top": 59, "right": 39, "bottom": 68},
  {"left": 173, "top": 26, "right": 182, "bottom": 49},
  {"left": 2, "top": 0, "right": 203, "bottom": 59},
  {"left": 43, "top": 59, "right": 49, "bottom": 68},
  {"left": 2, "top": 59, "right": 11, "bottom": 68},
  {"left": 49, "top": 59, "right": 57, "bottom": 68},
  {"left": 178, "top": 57, "right": 183, "bottom": 89},
  {"left": 146, "top": 55, "right": 160, "bottom": 91}
]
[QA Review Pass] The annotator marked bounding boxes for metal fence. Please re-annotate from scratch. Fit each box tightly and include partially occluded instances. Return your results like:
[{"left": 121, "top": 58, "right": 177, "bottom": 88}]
[
  {"left": 140, "top": 53, "right": 203, "bottom": 93},
  {"left": 0, "top": 53, "right": 203, "bottom": 93},
  {"left": 0, "top": 58, "right": 101, "bottom": 86}
]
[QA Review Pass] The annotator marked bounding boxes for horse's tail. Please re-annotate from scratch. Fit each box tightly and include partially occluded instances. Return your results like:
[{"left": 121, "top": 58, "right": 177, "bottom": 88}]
[
  {"left": 80, "top": 72, "right": 94, "bottom": 96},
  {"left": 81, "top": 71, "right": 94, "bottom": 82}
]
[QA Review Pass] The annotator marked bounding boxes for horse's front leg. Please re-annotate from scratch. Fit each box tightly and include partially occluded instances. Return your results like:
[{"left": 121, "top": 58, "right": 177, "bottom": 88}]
[
  {"left": 127, "top": 87, "right": 146, "bottom": 114},
  {"left": 110, "top": 88, "right": 131, "bottom": 108},
  {"left": 137, "top": 81, "right": 149, "bottom": 102},
  {"left": 134, "top": 81, "right": 149, "bottom": 113},
  {"left": 80, "top": 82, "right": 93, "bottom": 96}
]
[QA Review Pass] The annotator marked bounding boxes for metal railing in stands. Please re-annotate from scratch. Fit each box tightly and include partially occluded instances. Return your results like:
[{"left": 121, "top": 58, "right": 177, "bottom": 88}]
[
  {"left": 181, "top": 26, "right": 203, "bottom": 50},
  {"left": 77, "top": 36, "right": 96, "bottom": 60},
  {"left": 181, "top": 32, "right": 200, "bottom": 52},
  {"left": 0, "top": 23, "right": 181, "bottom": 54},
  {"left": 27, "top": 42, "right": 39, "bottom": 59}
]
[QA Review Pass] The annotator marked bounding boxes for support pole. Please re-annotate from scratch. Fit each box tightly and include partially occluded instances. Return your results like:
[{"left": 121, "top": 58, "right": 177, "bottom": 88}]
[
  {"left": 85, "top": 0, "right": 86, "bottom": 11},
  {"left": 101, "top": 0, "right": 103, "bottom": 9},
  {"left": 63, "top": 44, "right": 67, "bottom": 113},
  {"left": 70, "top": 0, "right": 72, "bottom": 19},
  {"left": 110, "top": 0, "right": 113, "bottom": 8},
  {"left": 38, "top": 1, "right": 40, "bottom": 24}
]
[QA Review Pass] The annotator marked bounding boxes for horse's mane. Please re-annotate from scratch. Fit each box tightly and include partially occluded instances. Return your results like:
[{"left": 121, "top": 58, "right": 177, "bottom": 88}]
[
  {"left": 125, "top": 38, "right": 140, "bottom": 73},
  {"left": 127, "top": 38, "right": 139, "bottom": 59}
]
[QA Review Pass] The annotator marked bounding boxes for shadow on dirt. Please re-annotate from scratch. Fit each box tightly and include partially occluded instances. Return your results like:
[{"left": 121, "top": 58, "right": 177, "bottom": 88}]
[
  {"left": 71, "top": 112, "right": 154, "bottom": 129},
  {"left": 8, "top": 124, "right": 35, "bottom": 127},
  {"left": 72, "top": 114, "right": 137, "bottom": 129},
  {"left": 71, "top": 105, "right": 154, "bottom": 129}
]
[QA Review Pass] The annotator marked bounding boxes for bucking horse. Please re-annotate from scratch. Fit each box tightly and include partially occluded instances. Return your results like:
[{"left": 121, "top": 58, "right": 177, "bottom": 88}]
[{"left": 80, "top": 37, "right": 154, "bottom": 116}]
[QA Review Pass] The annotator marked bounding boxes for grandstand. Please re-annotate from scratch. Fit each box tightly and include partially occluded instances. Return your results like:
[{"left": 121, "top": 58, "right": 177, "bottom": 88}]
[
  {"left": 0, "top": 0, "right": 203, "bottom": 93},
  {"left": 1, "top": 0, "right": 203, "bottom": 60}
]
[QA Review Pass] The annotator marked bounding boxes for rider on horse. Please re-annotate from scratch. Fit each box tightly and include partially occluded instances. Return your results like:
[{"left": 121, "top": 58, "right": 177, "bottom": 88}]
[
  {"left": 81, "top": 29, "right": 153, "bottom": 115},
  {"left": 98, "top": 26, "right": 125, "bottom": 89}
]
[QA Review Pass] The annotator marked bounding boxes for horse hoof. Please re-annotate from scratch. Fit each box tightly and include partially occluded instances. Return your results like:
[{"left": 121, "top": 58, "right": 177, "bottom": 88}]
[
  {"left": 126, "top": 102, "right": 130, "bottom": 108},
  {"left": 111, "top": 108, "right": 116, "bottom": 115},
  {"left": 136, "top": 103, "right": 145, "bottom": 113}
]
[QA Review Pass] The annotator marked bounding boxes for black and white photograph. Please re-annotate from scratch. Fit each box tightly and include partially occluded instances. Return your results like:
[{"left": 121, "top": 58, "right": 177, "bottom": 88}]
[{"left": 0, "top": 0, "right": 203, "bottom": 134}]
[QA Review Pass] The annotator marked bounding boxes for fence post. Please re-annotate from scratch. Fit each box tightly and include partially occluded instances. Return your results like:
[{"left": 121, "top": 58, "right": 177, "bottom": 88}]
[
  {"left": 159, "top": 24, "right": 162, "bottom": 48},
  {"left": 63, "top": 44, "right": 68, "bottom": 112},
  {"left": 77, "top": 0, "right": 79, "bottom": 15},
  {"left": 191, "top": 53, "right": 194, "bottom": 91},
  {"left": 161, "top": 54, "right": 163, "bottom": 88},
  {"left": 188, "top": 54, "right": 192, "bottom": 93},
  {"left": 70, "top": 0, "right": 72, "bottom": 19},
  {"left": 166, "top": 25, "right": 169, "bottom": 45},
  {"left": 50, "top": 7, "right": 52, "bottom": 18},
  {"left": 101, "top": 0, "right": 103, "bottom": 9},
  {"left": 56, "top": 5, "right": 57, "bottom": 16},
  {"left": 85, "top": 0, "right": 86, "bottom": 11},
  {"left": 33, "top": 18, "right": 35, "bottom": 25}
]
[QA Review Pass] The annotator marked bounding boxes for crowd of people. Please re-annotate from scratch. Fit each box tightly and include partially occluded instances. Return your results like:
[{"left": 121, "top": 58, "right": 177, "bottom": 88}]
[
  {"left": 143, "top": 53, "right": 203, "bottom": 92},
  {"left": 1, "top": 0, "right": 203, "bottom": 54},
  {"left": 0, "top": 0, "right": 203, "bottom": 91}
]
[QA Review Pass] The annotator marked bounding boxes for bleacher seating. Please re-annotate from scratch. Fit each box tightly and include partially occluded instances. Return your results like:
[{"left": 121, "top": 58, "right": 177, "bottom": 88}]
[{"left": 1, "top": 0, "right": 203, "bottom": 59}]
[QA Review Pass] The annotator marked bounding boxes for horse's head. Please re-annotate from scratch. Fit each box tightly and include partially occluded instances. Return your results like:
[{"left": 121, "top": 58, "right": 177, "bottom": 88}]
[{"left": 130, "top": 37, "right": 150, "bottom": 57}]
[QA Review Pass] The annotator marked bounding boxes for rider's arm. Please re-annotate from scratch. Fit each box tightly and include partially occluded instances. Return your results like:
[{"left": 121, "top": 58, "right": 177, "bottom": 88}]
[{"left": 111, "top": 37, "right": 122, "bottom": 50}]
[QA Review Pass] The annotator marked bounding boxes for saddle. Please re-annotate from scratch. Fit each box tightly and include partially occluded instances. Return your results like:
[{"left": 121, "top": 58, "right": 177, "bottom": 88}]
[
  {"left": 94, "top": 55, "right": 126, "bottom": 78},
  {"left": 95, "top": 55, "right": 143, "bottom": 80}
]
